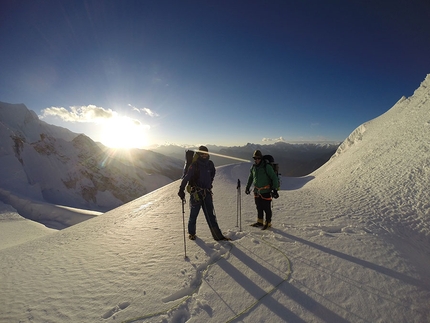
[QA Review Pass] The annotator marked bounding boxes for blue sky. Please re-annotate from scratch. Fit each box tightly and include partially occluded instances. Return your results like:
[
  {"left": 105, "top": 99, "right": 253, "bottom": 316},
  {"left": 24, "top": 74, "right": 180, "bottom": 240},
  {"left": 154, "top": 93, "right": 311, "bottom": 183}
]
[{"left": 1, "top": 0, "right": 429, "bottom": 148}]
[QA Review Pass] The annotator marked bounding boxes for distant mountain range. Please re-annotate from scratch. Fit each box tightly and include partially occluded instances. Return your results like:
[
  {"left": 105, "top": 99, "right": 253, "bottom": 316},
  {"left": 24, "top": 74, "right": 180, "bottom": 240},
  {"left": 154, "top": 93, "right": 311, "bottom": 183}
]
[
  {"left": 151, "top": 141, "right": 340, "bottom": 177},
  {"left": 0, "top": 101, "right": 339, "bottom": 227}
]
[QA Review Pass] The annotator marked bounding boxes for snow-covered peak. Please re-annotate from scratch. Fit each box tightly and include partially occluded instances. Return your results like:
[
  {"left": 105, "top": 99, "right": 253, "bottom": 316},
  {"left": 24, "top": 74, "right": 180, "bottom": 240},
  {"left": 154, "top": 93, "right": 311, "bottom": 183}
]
[
  {"left": 325, "top": 73, "right": 429, "bottom": 163},
  {"left": 0, "top": 102, "right": 184, "bottom": 228},
  {"left": 313, "top": 73, "right": 430, "bottom": 237},
  {"left": 0, "top": 101, "right": 78, "bottom": 143}
]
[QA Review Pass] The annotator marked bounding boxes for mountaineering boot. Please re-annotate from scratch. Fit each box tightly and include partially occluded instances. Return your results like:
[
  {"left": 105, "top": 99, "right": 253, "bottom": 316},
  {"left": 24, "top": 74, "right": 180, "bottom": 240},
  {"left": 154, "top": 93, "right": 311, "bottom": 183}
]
[
  {"left": 262, "top": 222, "right": 272, "bottom": 230},
  {"left": 210, "top": 227, "right": 227, "bottom": 241},
  {"left": 210, "top": 228, "right": 232, "bottom": 241},
  {"left": 251, "top": 219, "right": 264, "bottom": 227},
  {"left": 188, "top": 234, "right": 197, "bottom": 240},
  {"left": 214, "top": 236, "right": 232, "bottom": 241}
]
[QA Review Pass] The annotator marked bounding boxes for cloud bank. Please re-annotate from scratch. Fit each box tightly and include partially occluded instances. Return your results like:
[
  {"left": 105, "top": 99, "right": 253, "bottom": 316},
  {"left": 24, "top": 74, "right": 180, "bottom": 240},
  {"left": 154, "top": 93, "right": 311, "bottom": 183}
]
[{"left": 40, "top": 105, "right": 115, "bottom": 123}]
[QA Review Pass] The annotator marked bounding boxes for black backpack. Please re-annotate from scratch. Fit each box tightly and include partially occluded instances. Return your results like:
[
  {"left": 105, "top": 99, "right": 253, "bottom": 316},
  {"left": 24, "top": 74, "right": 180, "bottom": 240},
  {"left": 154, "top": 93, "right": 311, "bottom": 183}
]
[
  {"left": 182, "top": 150, "right": 195, "bottom": 179},
  {"left": 262, "top": 154, "right": 280, "bottom": 190},
  {"left": 182, "top": 150, "right": 200, "bottom": 191}
]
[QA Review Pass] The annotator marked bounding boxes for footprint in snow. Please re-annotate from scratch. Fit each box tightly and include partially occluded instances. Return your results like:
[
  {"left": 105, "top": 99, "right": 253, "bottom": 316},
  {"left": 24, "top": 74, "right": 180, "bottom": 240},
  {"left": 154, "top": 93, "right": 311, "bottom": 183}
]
[{"left": 102, "top": 301, "right": 131, "bottom": 319}]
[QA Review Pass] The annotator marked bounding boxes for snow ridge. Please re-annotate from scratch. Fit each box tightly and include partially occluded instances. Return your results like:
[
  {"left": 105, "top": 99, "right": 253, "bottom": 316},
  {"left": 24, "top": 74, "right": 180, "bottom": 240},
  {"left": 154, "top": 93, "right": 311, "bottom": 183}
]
[
  {"left": 313, "top": 74, "right": 430, "bottom": 240},
  {"left": 330, "top": 123, "right": 366, "bottom": 159}
]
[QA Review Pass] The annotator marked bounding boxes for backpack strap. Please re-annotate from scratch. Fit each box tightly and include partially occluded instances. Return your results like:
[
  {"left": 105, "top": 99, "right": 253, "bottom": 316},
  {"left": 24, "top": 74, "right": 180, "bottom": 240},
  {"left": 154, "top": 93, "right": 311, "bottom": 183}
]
[
  {"left": 262, "top": 161, "right": 273, "bottom": 188},
  {"left": 186, "top": 161, "right": 200, "bottom": 192}
]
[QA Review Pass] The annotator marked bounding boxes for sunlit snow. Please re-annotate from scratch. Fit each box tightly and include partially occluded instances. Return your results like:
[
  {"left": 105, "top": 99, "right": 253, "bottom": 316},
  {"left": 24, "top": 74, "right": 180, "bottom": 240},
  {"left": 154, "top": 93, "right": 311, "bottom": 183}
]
[{"left": 1, "top": 75, "right": 429, "bottom": 322}]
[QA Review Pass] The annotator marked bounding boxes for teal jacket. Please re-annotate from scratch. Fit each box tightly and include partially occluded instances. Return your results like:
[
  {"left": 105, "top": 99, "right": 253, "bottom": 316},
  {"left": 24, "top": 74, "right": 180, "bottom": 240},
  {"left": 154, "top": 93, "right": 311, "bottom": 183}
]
[{"left": 246, "top": 161, "right": 279, "bottom": 194}]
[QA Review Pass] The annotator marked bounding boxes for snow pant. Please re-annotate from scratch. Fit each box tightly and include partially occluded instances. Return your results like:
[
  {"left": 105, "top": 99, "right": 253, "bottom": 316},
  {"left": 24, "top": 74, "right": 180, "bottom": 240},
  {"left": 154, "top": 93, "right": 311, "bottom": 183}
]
[
  {"left": 188, "top": 189, "right": 224, "bottom": 240},
  {"left": 254, "top": 192, "right": 272, "bottom": 223}
]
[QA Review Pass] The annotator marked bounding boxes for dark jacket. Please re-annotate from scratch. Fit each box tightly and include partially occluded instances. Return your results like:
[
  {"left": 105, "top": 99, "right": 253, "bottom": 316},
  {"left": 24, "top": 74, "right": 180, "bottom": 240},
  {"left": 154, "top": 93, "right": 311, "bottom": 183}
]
[{"left": 180, "top": 157, "right": 215, "bottom": 191}]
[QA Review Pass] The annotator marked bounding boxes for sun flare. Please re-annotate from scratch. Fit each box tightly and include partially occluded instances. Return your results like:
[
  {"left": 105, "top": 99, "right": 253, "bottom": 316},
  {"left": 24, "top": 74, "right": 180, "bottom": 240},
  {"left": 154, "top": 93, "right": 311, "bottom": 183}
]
[{"left": 100, "top": 116, "right": 149, "bottom": 149}]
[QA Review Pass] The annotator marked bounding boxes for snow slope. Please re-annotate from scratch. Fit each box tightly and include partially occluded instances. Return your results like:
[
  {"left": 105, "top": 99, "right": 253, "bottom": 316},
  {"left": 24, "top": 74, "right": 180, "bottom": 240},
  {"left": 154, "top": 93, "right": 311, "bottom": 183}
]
[
  {"left": 0, "top": 75, "right": 429, "bottom": 322},
  {"left": 0, "top": 101, "right": 183, "bottom": 227}
]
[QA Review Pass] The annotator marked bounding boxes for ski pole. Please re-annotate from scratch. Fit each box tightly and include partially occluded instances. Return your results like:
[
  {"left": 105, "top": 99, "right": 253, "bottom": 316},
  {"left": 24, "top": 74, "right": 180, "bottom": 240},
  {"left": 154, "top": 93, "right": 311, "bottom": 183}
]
[
  {"left": 237, "top": 179, "right": 242, "bottom": 231},
  {"left": 181, "top": 199, "right": 187, "bottom": 258}
]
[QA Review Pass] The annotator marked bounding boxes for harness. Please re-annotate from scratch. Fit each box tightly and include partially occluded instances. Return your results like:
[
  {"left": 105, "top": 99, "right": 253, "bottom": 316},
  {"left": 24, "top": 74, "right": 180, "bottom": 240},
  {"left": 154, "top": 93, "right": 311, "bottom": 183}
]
[
  {"left": 190, "top": 186, "right": 212, "bottom": 202},
  {"left": 186, "top": 158, "right": 214, "bottom": 203},
  {"left": 254, "top": 184, "right": 272, "bottom": 201}
]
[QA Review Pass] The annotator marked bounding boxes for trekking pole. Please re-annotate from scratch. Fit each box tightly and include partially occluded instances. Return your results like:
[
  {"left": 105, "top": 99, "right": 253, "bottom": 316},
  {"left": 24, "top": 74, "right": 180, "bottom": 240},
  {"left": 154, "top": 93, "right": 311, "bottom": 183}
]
[
  {"left": 236, "top": 180, "right": 239, "bottom": 227},
  {"left": 237, "top": 179, "right": 242, "bottom": 232},
  {"left": 181, "top": 199, "right": 187, "bottom": 259}
]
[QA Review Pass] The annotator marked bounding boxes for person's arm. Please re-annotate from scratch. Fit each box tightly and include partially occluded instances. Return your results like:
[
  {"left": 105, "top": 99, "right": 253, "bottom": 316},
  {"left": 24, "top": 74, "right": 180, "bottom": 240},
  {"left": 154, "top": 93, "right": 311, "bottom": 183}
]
[
  {"left": 210, "top": 161, "right": 216, "bottom": 184},
  {"left": 179, "top": 164, "right": 195, "bottom": 191},
  {"left": 245, "top": 167, "right": 253, "bottom": 193}
]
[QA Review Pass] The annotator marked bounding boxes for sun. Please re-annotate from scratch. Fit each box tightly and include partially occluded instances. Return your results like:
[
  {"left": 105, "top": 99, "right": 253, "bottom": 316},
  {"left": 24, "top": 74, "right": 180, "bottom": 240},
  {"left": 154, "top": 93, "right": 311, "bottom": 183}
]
[{"left": 100, "top": 116, "right": 149, "bottom": 149}]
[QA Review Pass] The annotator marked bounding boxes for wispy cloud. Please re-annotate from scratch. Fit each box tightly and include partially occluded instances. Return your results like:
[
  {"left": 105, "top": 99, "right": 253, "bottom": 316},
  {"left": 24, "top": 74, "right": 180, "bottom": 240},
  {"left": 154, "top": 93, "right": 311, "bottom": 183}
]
[
  {"left": 128, "top": 104, "right": 159, "bottom": 117},
  {"left": 128, "top": 104, "right": 140, "bottom": 113},
  {"left": 143, "top": 107, "right": 159, "bottom": 117},
  {"left": 40, "top": 105, "right": 115, "bottom": 122},
  {"left": 262, "top": 137, "right": 286, "bottom": 142}
]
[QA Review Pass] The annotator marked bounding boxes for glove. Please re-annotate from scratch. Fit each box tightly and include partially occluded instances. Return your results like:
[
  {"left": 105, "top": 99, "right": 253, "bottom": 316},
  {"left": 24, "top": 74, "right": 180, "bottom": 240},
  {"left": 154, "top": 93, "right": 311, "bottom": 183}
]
[
  {"left": 271, "top": 189, "right": 279, "bottom": 199},
  {"left": 245, "top": 187, "right": 251, "bottom": 195},
  {"left": 178, "top": 190, "right": 185, "bottom": 200}
]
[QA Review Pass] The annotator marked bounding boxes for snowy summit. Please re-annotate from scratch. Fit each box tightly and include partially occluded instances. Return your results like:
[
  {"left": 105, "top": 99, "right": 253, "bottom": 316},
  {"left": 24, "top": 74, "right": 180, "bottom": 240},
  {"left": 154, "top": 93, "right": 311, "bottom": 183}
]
[
  {"left": 0, "top": 101, "right": 183, "bottom": 228},
  {"left": 1, "top": 75, "right": 430, "bottom": 322}
]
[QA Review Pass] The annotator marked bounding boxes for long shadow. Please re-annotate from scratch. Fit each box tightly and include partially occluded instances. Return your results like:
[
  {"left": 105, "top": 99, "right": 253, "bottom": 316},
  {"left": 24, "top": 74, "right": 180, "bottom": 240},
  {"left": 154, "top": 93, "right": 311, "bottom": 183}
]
[
  {"left": 282, "top": 176, "right": 315, "bottom": 191},
  {"left": 230, "top": 245, "right": 285, "bottom": 286},
  {"left": 195, "top": 239, "right": 305, "bottom": 322},
  {"left": 196, "top": 240, "right": 350, "bottom": 322},
  {"left": 230, "top": 244, "right": 350, "bottom": 323},
  {"left": 279, "top": 282, "right": 354, "bottom": 323},
  {"left": 273, "top": 229, "right": 430, "bottom": 291},
  {"left": 215, "top": 251, "right": 307, "bottom": 322}
]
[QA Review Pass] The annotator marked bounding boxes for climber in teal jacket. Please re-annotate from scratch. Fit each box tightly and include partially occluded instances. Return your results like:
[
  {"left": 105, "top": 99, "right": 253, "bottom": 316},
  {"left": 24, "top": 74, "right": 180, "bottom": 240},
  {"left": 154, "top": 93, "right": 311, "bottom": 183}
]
[{"left": 245, "top": 150, "right": 279, "bottom": 229}]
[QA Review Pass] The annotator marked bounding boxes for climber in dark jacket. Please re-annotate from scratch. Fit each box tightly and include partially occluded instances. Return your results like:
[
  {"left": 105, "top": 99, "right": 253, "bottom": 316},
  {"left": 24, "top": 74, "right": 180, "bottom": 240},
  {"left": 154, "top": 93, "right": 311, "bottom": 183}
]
[{"left": 178, "top": 146, "right": 229, "bottom": 241}]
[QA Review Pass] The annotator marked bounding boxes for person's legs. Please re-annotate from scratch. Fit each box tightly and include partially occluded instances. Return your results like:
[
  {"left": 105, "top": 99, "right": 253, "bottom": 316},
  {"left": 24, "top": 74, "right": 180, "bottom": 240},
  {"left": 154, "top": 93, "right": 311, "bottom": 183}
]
[
  {"left": 262, "top": 199, "right": 272, "bottom": 223},
  {"left": 188, "top": 195, "right": 201, "bottom": 236},
  {"left": 251, "top": 196, "right": 264, "bottom": 226},
  {"left": 201, "top": 193, "right": 225, "bottom": 240}
]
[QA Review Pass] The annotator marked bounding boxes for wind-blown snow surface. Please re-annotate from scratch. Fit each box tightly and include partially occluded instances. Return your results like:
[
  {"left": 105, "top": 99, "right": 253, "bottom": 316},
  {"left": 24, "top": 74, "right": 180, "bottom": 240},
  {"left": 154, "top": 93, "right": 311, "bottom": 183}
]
[{"left": 1, "top": 75, "right": 430, "bottom": 322}]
